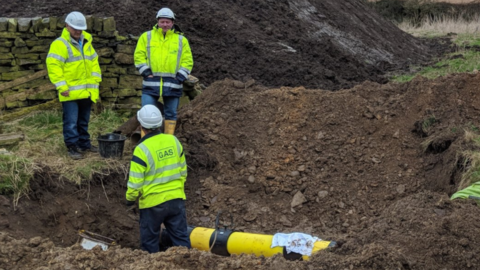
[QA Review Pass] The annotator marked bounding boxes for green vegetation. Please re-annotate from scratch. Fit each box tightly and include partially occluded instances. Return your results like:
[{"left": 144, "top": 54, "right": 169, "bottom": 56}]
[
  {"left": 457, "top": 130, "right": 480, "bottom": 190},
  {"left": 1, "top": 108, "right": 131, "bottom": 198},
  {"left": 393, "top": 31, "right": 480, "bottom": 83},
  {"left": 0, "top": 155, "right": 36, "bottom": 206},
  {"left": 421, "top": 114, "right": 437, "bottom": 134}
]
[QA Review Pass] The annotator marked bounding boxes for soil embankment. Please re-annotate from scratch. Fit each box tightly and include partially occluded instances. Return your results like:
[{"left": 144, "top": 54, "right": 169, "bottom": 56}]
[
  {"left": 1, "top": 0, "right": 445, "bottom": 89},
  {"left": 2, "top": 0, "right": 479, "bottom": 269},
  {"left": 3, "top": 73, "right": 480, "bottom": 269}
]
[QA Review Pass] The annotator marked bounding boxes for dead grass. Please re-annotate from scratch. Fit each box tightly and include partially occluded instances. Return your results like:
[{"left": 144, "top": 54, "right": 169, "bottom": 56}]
[
  {"left": 457, "top": 129, "right": 480, "bottom": 190},
  {"left": 0, "top": 108, "right": 133, "bottom": 199},
  {"left": 398, "top": 15, "right": 480, "bottom": 37}
]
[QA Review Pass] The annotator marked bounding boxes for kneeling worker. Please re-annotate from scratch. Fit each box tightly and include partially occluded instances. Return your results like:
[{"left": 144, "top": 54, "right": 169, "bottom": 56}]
[{"left": 126, "top": 105, "right": 190, "bottom": 253}]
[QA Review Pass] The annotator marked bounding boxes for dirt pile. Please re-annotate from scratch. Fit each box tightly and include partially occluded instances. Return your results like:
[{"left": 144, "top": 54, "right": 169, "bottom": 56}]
[
  {"left": 1, "top": 0, "right": 446, "bottom": 90},
  {"left": 3, "top": 73, "right": 480, "bottom": 269}
]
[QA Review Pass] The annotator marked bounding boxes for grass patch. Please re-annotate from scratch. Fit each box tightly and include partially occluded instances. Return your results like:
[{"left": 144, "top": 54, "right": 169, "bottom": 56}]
[
  {"left": 1, "top": 108, "right": 133, "bottom": 193},
  {"left": 456, "top": 129, "right": 480, "bottom": 190},
  {"left": 0, "top": 154, "right": 37, "bottom": 207},
  {"left": 394, "top": 15, "right": 480, "bottom": 82},
  {"left": 392, "top": 50, "right": 480, "bottom": 82}
]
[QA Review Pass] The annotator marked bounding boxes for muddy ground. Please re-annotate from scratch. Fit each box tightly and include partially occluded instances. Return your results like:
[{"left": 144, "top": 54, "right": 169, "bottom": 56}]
[
  {"left": 0, "top": 0, "right": 448, "bottom": 90},
  {"left": 3, "top": 73, "right": 480, "bottom": 269},
  {"left": 2, "top": 0, "right": 479, "bottom": 269}
]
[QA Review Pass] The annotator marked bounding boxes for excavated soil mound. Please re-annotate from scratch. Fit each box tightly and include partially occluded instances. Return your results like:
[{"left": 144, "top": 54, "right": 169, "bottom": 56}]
[
  {"left": 3, "top": 73, "right": 480, "bottom": 269},
  {"left": 1, "top": 0, "right": 447, "bottom": 90}
]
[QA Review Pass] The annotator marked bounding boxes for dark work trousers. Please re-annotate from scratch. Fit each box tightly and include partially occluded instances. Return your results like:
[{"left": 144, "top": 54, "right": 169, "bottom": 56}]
[
  {"left": 139, "top": 199, "right": 191, "bottom": 253},
  {"left": 62, "top": 98, "right": 92, "bottom": 149}
]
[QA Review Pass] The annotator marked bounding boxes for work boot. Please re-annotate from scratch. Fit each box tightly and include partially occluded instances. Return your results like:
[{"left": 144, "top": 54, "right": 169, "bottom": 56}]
[
  {"left": 79, "top": 145, "right": 99, "bottom": 153},
  {"left": 67, "top": 146, "right": 83, "bottom": 160},
  {"left": 164, "top": 120, "right": 176, "bottom": 135}
]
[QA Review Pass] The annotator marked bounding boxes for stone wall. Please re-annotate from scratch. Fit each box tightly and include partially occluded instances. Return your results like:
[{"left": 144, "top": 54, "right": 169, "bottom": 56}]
[{"left": 0, "top": 16, "right": 201, "bottom": 113}]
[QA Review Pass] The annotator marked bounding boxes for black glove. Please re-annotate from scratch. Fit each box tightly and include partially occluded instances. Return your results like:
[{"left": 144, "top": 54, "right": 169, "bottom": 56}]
[
  {"left": 126, "top": 200, "right": 135, "bottom": 207},
  {"left": 141, "top": 69, "right": 153, "bottom": 79}
]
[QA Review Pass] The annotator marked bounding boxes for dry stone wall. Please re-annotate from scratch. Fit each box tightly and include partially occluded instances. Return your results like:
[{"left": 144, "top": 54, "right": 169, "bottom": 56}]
[{"left": 0, "top": 16, "right": 200, "bottom": 113}]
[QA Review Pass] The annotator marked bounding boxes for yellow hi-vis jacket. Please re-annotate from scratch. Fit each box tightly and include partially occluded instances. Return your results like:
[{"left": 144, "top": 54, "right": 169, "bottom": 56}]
[
  {"left": 126, "top": 131, "right": 187, "bottom": 209},
  {"left": 46, "top": 28, "right": 102, "bottom": 103},
  {"left": 134, "top": 26, "right": 193, "bottom": 98}
]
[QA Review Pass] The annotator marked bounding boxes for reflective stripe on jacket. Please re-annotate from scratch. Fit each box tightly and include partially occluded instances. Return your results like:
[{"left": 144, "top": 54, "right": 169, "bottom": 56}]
[
  {"left": 126, "top": 131, "right": 187, "bottom": 209},
  {"left": 46, "top": 28, "right": 102, "bottom": 103},
  {"left": 134, "top": 26, "right": 193, "bottom": 98}
]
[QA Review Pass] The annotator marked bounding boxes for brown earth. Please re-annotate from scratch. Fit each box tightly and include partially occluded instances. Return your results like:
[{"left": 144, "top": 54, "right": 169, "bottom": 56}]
[
  {"left": 0, "top": 0, "right": 448, "bottom": 90},
  {"left": 2, "top": 0, "right": 480, "bottom": 269},
  {"left": 3, "top": 73, "right": 480, "bottom": 269}
]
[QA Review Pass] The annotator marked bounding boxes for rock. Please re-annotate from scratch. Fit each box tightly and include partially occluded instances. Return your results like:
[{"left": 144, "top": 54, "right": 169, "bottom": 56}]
[
  {"left": 0, "top": 32, "right": 19, "bottom": 39},
  {"left": 118, "top": 75, "right": 142, "bottom": 89},
  {"left": 0, "top": 18, "right": 8, "bottom": 31},
  {"left": 279, "top": 215, "right": 292, "bottom": 227},
  {"left": 0, "top": 39, "right": 12, "bottom": 47},
  {"left": 8, "top": 18, "right": 17, "bottom": 32},
  {"left": 28, "top": 236, "right": 43, "bottom": 247},
  {"left": 114, "top": 53, "right": 134, "bottom": 65},
  {"left": 29, "top": 45, "right": 49, "bottom": 53},
  {"left": 371, "top": 157, "right": 381, "bottom": 164},
  {"left": 17, "top": 18, "right": 32, "bottom": 32},
  {"left": 298, "top": 165, "right": 306, "bottom": 172},
  {"left": 199, "top": 216, "right": 210, "bottom": 223},
  {"left": 291, "top": 191, "right": 307, "bottom": 208},
  {"left": 393, "top": 130, "right": 400, "bottom": 138},
  {"left": 290, "top": 171, "right": 300, "bottom": 177},
  {"left": 115, "top": 88, "right": 137, "bottom": 97},
  {"left": 248, "top": 166, "right": 256, "bottom": 173},
  {"left": 12, "top": 46, "right": 29, "bottom": 54},
  {"left": 318, "top": 190, "right": 329, "bottom": 198},
  {"left": 116, "top": 44, "right": 135, "bottom": 54},
  {"left": 316, "top": 131, "right": 325, "bottom": 140},
  {"left": 243, "top": 212, "right": 257, "bottom": 222},
  {"left": 245, "top": 79, "right": 255, "bottom": 88},
  {"left": 210, "top": 196, "right": 218, "bottom": 204},
  {"left": 1, "top": 70, "right": 34, "bottom": 81},
  {"left": 396, "top": 184, "right": 406, "bottom": 194},
  {"left": 232, "top": 80, "right": 245, "bottom": 89},
  {"left": 247, "top": 175, "right": 255, "bottom": 183},
  {"left": 93, "top": 17, "right": 103, "bottom": 32},
  {"left": 233, "top": 149, "right": 246, "bottom": 162},
  {"left": 97, "top": 47, "right": 115, "bottom": 58},
  {"left": 103, "top": 17, "right": 116, "bottom": 32}
]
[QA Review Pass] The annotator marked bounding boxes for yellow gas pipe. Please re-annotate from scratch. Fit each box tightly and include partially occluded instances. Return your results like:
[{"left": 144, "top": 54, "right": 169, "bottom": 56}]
[{"left": 183, "top": 226, "right": 335, "bottom": 261}]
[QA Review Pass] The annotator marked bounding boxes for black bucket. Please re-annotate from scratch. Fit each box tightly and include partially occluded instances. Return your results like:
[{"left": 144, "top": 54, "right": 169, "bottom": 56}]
[{"left": 97, "top": 133, "right": 127, "bottom": 158}]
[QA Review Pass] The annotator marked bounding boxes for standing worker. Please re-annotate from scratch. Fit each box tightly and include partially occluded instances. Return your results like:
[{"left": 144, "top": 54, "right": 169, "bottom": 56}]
[
  {"left": 134, "top": 7, "right": 194, "bottom": 135},
  {"left": 126, "top": 105, "right": 190, "bottom": 253},
  {"left": 46, "top": 11, "right": 102, "bottom": 159}
]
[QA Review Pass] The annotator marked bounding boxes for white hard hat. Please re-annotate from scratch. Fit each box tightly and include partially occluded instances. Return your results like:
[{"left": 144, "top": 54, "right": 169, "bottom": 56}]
[
  {"left": 137, "top": 105, "right": 163, "bottom": 129},
  {"left": 65, "top": 11, "right": 87, "bottom": 30},
  {"left": 156, "top": 8, "right": 175, "bottom": 20}
]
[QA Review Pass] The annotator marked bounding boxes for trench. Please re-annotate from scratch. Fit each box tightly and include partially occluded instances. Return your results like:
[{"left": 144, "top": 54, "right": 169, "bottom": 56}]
[{"left": 1, "top": 169, "right": 141, "bottom": 249}]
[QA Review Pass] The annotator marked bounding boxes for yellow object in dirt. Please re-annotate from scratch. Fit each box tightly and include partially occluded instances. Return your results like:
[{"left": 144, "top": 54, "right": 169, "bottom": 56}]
[
  {"left": 164, "top": 120, "right": 176, "bottom": 135},
  {"left": 187, "top": 226, "right": 335, "bottom": 260}
]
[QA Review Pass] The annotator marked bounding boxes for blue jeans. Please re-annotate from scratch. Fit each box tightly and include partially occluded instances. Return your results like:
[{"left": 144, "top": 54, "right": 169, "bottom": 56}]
[
  {"left": 139, "top": 199, "right": 190, "bottom": 253},
  {"left": 141, "top": 94, "right": 179, "bottom": 121},
  {"left": 62, "top": 99, "right": 92, "bottom": 149}
]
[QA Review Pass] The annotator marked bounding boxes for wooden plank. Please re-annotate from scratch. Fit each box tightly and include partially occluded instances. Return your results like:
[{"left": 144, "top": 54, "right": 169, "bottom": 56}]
[
  {"left": 0, "top": 99, "right": 60, "bottom": 122},
  {"left": 0, "top": 70, "right": 48, "bottom": 92},
  {"left": 4, "top": 83, "right": 56, "bottom": 103},
  {"left": 0, "top": 133, "right": 24, "bottom": 147}
]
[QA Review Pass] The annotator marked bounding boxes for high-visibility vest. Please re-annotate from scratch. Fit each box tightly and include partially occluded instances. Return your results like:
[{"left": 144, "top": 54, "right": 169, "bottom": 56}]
[
  {"left": 46, "top": 28, "right": 102, "bottom": 103},
  {"left": 126, "top": 131, "right": 187, "bottom": 209},
  {"left": 134, "top": 26, "right": 193, "bottom": 97}
]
